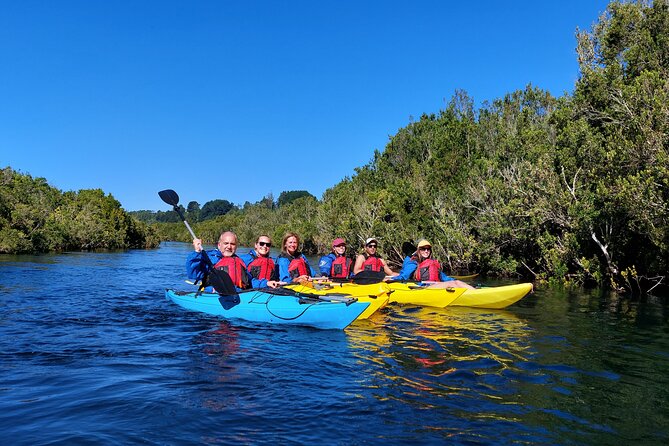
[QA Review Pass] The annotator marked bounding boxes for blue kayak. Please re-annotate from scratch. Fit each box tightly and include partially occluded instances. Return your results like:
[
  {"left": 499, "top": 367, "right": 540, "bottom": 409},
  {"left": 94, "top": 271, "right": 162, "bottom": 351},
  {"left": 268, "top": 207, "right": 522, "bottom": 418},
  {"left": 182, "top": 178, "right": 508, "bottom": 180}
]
[{"left": 165, "top": 289, "right": 370, "bottom": 330}]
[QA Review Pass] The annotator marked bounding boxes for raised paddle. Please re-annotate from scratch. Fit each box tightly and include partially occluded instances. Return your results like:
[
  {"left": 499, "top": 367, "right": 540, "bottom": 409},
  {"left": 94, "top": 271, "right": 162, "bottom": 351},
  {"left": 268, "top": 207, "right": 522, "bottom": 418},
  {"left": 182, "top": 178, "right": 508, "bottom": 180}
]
[
  {"left": 158, "top": 189, "right": 238, "bottom": 297},
  {"left": 158, "top": 189, "right": 197, "bottom": 240}
]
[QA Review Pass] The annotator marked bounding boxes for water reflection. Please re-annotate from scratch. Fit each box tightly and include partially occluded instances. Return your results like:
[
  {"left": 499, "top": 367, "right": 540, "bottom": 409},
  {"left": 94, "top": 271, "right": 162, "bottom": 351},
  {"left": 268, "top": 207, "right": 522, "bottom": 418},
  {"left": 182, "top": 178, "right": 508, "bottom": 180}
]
[
  {"left": 343, "top": 305, "right": 542, "bottom": 440},
  {"left": 2, "top": 244, "right": 668, "bottom": 444},
  {"left": 347, "top": 305, "right": 533, "bottom": 398}
]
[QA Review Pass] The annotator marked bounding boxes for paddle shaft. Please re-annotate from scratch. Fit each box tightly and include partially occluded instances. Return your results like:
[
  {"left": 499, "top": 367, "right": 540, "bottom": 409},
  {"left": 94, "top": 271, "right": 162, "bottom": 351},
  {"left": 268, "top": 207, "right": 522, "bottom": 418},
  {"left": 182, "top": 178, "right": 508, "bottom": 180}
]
[
  {"left": 172, "top": 204, "right": 197, "bottom": 241},
  {"left": 158, "top": 189, "right": 236, "bottom": 295}
]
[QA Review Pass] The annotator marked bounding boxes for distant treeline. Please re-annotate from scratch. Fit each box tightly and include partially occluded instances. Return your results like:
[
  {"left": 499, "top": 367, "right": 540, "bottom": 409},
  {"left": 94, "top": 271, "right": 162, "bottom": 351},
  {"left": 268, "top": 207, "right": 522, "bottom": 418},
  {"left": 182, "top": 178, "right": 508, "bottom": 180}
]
[
  {"left": 0, "top": 167, "right": 159, "bottom": 253},
  {"left": 131, "top": 190, "right": 315, "bottom": 223},
  {"left": 154, "top": 1, "right": 668, "bottom": 293}
]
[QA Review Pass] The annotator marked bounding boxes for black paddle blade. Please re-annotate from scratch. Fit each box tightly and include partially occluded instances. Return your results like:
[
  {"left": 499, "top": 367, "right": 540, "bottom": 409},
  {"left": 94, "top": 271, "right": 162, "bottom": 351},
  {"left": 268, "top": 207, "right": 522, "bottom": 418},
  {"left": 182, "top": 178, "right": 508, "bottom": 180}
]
[
  {"left": 208, "top": 268, "right": 239, "bottom": 297},
  {"left": 351, "top": 270, "right": 386, "bottom": 285},
  {"left": 218, "top": 294, "right": 241, "bottom": 310},
  {"left": 158, "top": 189, "right": 180, "bottom": 207},
  {"left": 402, "top": 241, "right": 417, "bottom": 257}
]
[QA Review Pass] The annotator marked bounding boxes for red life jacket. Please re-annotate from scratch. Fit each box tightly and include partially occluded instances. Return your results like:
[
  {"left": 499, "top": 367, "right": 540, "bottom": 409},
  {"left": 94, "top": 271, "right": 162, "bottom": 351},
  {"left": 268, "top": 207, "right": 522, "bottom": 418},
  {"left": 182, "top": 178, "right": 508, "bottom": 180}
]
[
  {"left": 288, "top": 257, "right": 309, "bottom": 278},
  {"left": 414, "top": 258, "right": 441, "bottom": 282},
  {"left": 213, "top": 255, "right": 250, "bottom": 289},
  {"left": 247, "top": 255, "right": 275, "bottom": 281},
  {"left": 278, "top": 252, "right": 310, "bottom": 279},
  {"left": 362, "top": 254, "right": 384, "bottom": 273},
  {"left": 330, "top": 255, "right": 352, "bottom": 279}
]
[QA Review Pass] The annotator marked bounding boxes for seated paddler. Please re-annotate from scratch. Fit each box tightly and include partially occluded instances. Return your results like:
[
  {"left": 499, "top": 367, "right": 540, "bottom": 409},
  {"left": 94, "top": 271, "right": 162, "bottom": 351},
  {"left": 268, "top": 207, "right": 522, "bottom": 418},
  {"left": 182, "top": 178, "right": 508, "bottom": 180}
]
[
  {"left": 390, "top": 239, "right": 474, "bottom": 289},
  {"left": 239, "top": 235, "right": 281, "bottom": 289},
  {"left": 186, "top": 230, "right": 253, "bottom": 292},
  {"left": 353, "top": 237, "right": 395, "bottom": 277},
  {"left": 275, "top": 232, "right": 316, "bottom": 284},
  {"left": 318, "top": 237, "right": 353, "bottom": 280}
]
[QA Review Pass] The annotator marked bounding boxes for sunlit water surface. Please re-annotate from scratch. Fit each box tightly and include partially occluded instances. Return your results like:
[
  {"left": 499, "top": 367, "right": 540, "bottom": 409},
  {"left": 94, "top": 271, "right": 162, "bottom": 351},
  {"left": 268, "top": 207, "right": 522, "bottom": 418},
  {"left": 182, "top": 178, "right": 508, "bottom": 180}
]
[{"left": 1, "top": 242, "right": 668, "bottom": 444}]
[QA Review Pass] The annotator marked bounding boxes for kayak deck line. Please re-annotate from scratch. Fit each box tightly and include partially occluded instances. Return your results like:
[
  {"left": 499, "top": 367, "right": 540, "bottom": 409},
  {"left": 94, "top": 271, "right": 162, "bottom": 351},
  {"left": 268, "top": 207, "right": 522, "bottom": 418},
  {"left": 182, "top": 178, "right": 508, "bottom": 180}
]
[{"left": 286, "top": 282, "right": 391, "bottom": 320}]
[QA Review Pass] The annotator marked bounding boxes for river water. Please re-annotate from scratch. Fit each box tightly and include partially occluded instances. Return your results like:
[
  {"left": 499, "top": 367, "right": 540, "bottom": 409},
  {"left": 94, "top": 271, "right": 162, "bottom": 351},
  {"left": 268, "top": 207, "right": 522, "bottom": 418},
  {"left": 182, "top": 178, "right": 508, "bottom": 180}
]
[{"left": 1, "top": 242, "right": 667, "bottom": 445}]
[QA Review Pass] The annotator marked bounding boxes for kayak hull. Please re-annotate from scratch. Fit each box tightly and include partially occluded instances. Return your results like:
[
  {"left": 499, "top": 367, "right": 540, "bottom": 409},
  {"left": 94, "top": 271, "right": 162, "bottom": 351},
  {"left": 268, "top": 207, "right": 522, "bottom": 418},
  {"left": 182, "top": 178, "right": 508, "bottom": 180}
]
[
  {"left": 287, "top": 282, "right": 390, "bottom": 319},
  {"left": 165, "top": 289, "right": 369, "bottom": 330},
  {"left": 387, "top": 283, "right": 533, "bottom": 309},
  {"left": 450, "top": 283, "right": 533, "bottom": 309},
  {"left": 387, "top": 282, "right": 466, "bottom": 307}
]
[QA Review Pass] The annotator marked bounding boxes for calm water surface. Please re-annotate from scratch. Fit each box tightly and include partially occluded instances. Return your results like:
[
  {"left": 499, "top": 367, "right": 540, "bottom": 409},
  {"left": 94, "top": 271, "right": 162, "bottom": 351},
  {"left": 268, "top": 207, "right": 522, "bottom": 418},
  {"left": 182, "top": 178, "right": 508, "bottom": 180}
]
[{"left": 1, "top": 242, "right": 668, "bottom": 445}]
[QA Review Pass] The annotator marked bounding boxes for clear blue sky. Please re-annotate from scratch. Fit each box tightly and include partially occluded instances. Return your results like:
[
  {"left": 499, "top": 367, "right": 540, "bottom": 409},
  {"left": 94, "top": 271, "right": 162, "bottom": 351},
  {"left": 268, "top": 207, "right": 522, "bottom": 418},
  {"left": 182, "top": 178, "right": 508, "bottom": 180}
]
[{"left": 1, "top": 0, "right": 610, "bottom": 211}]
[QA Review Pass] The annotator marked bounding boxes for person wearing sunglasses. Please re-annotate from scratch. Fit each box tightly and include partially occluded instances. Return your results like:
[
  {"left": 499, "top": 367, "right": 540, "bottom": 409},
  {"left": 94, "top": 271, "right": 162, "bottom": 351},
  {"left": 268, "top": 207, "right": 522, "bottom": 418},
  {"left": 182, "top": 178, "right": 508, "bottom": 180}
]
[
  {"left": 318, "top": 237, "right": 353, "bottom": 280},
  {"left": 240, "top": 235, "right": 281, "bottom": 289},
  {"left": 275, "top": 232, "right": 316, "bottom": 283},
  {"left": 353, "top": 237, "right": 395, "bottom": 276},
  {"left": 186, "top": 231, "right": 252, "bottom": 291},
  {"left": 392, "top": 239, "right": 474, "bottom": 288}
]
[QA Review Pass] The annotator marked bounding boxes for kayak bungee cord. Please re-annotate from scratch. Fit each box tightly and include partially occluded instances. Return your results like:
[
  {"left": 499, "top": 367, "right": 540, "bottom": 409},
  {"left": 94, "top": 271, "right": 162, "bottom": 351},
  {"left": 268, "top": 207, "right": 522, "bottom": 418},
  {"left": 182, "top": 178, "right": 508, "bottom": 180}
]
[
  {"left": 263, "top": 293, "right": 317, "bottom": 321},
  {"left": 243, "top": 289, "right": 319, "bottom": 321}
]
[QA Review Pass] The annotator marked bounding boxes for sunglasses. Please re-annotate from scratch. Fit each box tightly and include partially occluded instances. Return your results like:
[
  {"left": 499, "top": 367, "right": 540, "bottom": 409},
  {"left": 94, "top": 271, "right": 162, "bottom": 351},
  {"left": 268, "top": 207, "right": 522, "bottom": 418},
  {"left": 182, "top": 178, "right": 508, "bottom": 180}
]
[
  {"left": 419, "top": 246, "right": 431, "bottom": 251},
  {"left": 258, "top": 241, "right": 272, "bottom": 247},
  {"left": 366, "top": 244, "right": 377, "bottom": 248}
]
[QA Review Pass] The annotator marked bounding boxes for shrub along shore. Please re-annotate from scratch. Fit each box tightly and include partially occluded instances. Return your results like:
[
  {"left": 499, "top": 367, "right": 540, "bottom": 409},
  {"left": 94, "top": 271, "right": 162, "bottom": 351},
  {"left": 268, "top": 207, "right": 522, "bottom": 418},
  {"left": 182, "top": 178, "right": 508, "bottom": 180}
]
[
  {"left": 3, "top": 2, "right": 667, "bottom": 293},
  {"left": 0, "top": 167, "right": 159, "bottom": 253}
]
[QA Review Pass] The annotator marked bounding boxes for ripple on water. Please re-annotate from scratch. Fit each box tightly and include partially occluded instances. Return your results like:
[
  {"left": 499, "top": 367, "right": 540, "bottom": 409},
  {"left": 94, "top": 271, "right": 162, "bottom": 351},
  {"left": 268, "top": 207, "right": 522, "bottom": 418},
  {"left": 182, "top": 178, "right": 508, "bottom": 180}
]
[{"left": 1, "top": 246, "right": 668, "bottom": 444}]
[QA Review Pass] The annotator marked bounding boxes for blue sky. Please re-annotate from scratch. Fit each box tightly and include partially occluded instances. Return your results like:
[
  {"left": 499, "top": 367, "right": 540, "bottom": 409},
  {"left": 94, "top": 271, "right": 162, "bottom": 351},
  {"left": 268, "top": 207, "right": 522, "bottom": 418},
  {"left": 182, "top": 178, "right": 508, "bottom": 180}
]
[{"left": 1, "top": 0, "right": 610, "bottom": 211}]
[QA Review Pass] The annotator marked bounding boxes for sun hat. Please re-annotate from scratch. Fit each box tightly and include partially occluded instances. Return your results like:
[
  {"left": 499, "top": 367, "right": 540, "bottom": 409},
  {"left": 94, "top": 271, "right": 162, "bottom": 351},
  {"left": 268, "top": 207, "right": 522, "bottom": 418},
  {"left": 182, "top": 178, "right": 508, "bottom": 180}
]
[
  {"left": 332, "top": 237, "right": 346, "bottom": 248},
  {"left": 417, "top": 239, "right": 432, "bottom": 249}
]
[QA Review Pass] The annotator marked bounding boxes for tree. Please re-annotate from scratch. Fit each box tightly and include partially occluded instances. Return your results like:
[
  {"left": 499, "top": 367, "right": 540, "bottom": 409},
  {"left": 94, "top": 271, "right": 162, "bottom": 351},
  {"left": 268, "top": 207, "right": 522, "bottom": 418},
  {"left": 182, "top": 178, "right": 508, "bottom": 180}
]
[
  {"left": 149, "top": 1, "right": 669, "bottom": 292},
  {"left": 0, "top": 167, "right": 158, "bottom": 253},
  {"left": 186, "top": 201, "right": 200, "bottom": 222},
  {"left": 562, "top": 0, "right": 669, "bottom": 290},
  {"left": 277, "top": 190, "right": 316, "bottom": 207},
  {"left": 200, "top": 199, "right": 235, "bottom": 220}
]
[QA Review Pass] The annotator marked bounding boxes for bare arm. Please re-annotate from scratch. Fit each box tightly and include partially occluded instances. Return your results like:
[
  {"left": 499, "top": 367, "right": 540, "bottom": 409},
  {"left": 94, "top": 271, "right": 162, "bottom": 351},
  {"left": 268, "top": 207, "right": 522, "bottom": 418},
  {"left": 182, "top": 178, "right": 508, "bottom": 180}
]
[
  {"left": 381, "top": 260, "right": 395, "bottom": 276},
  {"left": 353, "top": 255, "right": 365, "bottom": 274}
]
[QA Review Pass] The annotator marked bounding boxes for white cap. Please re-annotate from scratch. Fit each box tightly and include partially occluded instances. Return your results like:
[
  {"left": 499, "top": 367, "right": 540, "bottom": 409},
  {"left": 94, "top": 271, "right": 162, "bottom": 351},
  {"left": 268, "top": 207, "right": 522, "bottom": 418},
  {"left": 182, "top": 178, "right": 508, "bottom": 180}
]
[{"left": 365, "top": 237, "right": 378, "bottom": 246}]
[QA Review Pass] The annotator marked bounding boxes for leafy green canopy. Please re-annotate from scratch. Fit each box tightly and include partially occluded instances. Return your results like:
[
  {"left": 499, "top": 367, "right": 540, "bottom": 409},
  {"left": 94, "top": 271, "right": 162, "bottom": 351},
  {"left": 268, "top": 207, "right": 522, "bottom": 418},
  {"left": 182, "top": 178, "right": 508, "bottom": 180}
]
[
  {"left": 155, "top": 1, "right": 667, "bottom": 292},
  {"left": 7, "top": 1, "right": 660, "bottom": 290},
  {"left": 0, "top": 167, "right": 159, "bottom": 253},
  {"left": 277, "top": 190, "right": 316, "bottom": 207}
]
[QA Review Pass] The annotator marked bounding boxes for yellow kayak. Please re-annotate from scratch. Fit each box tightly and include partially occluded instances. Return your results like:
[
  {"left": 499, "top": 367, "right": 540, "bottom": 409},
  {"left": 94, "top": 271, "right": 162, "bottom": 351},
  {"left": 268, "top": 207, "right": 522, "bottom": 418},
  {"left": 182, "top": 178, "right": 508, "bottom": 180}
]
[
  {"left": 386, "top": 282, "right": 466, "bottom": 307},
  {"left": 386, "top": 282, "right": 533, "bottom": 309},
  {"left": 450, "top": 283, "right": 533, "bottom": 309},
  {"left": 286, "top": 282, "right": 390, "bottom": 320}
]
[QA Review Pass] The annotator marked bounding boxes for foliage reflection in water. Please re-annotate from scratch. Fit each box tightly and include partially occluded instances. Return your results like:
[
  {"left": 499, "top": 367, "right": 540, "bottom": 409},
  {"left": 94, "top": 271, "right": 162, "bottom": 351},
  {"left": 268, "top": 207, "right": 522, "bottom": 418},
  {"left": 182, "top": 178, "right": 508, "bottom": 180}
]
[{"left": 0, "top": 243, "right": 667, "bottom": 444}]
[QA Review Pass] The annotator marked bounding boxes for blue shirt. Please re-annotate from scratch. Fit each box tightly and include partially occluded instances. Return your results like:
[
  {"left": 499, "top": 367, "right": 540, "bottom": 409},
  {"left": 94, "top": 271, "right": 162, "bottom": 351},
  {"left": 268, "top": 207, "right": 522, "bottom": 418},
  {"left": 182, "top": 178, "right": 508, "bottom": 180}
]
[
  {"left": 186, "top": 248, "right": 222, "bottom": 281},
  {"left": 391, "top": 256, "right": 417, "bottom": 281},
  {"left": 318, "top": 253, "right": 336, "bottom": 276}
]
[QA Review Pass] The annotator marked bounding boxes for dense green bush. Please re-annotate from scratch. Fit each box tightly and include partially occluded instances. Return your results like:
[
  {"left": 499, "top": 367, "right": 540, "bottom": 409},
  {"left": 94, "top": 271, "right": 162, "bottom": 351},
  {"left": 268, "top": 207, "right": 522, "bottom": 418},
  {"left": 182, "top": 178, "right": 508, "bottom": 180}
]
[
  {"left": 153, "top": 2, "right": 666, "bottom": 292},
  {"left": 0, "top": 167, "right": 159, "bottom": 253},
  {"left": 7, "top": 1, "right": 666, "bottom": 293}
]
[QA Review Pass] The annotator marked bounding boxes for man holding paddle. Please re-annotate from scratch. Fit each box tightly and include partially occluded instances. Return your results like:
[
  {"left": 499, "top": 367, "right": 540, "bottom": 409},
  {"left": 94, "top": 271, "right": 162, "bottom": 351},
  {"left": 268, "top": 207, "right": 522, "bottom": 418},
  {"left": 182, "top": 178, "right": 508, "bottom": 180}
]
[{"left": 187, "top": 231, "right": 250, "bottom": 291}]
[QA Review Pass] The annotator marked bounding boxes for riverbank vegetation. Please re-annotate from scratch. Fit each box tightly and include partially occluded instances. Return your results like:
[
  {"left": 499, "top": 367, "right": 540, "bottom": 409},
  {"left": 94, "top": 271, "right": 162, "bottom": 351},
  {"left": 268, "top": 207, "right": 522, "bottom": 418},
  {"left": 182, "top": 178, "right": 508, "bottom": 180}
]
[
  {"left": 154, "top": 1, "right": 668, "bottom": 293},
  {"left": 0, "top": 167, "right": 159, "bottom": 253},
  {"left": 2, "top": 1, "right": 666, "bottom": 293}
]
